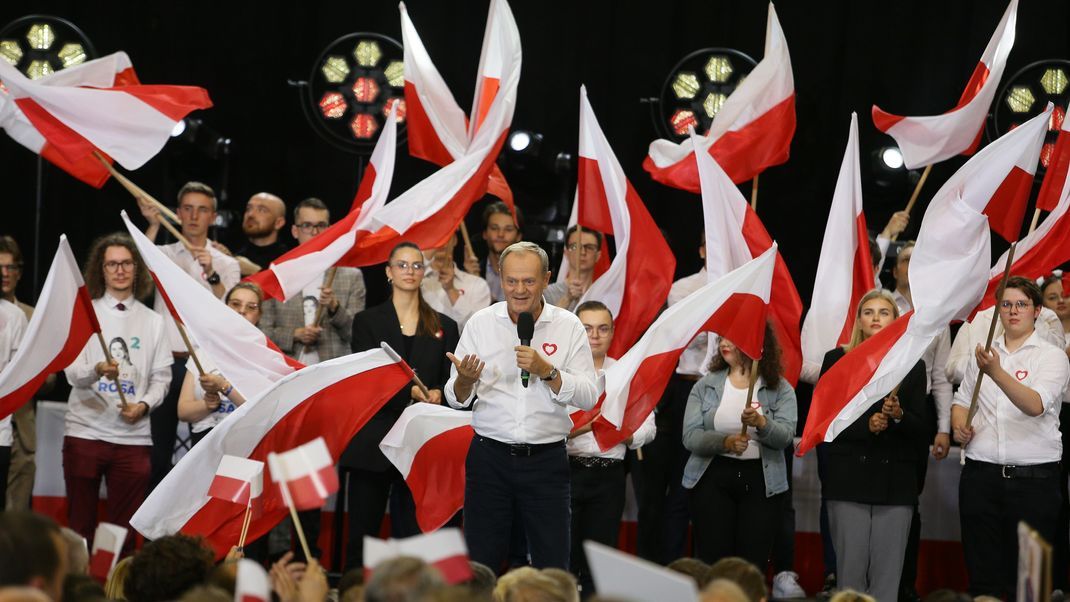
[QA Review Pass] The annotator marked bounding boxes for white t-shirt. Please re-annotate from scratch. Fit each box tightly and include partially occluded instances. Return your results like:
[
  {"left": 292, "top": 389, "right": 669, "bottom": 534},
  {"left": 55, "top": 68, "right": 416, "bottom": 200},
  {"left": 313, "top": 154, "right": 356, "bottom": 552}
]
[
  {"left": 155, "top": 242, "right": 241, "bottom": 353},
  {"left": 0, "top": 300, "right": 28, "bottom": 446},
  {"left": 712, "top": 379, "right": 762, "bottom": 460},
  {"left": 64, "top": 295, "right": 173, "bottom": 446},
  {"left": 185, "top": 353, "right": 237, "bottom": 433}
]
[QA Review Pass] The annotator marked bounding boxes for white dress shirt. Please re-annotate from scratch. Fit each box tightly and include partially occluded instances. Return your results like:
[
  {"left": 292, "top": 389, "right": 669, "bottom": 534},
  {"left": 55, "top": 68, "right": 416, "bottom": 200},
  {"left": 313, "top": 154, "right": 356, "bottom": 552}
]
[
  {"left": 567, "top": 357, "right": 656, "bottom": 460},
  {"left": 947, "top": 305, "right": 1066, "bottom": 385},
  {"left": 422, "top": 268, "right": 492, "bottom": 332},
  {"left": 670, "top": 269, "right": 708, "bottom": 376},
  {"left": 64, "top": 295, "right": 173, "bottom": 446},
  {"left": 0, "top": 300, "right": 28, "bottom": 446},
  {"left": 155, "top": 242, "right": 241, "bottom": 353},
  {"left": 445, "top": 302, "right": 599, "bottom": 444},
  {"left": 952, "top": 330, "right": 1070, "bottom": 465}
]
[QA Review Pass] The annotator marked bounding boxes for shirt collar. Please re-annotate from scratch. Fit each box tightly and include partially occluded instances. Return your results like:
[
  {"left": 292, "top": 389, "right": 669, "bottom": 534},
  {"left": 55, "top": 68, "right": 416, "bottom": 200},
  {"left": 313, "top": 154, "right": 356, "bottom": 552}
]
[
  {"left": 994, "top": 328, "right": 1043, "bottom": 355},
  {"left": 101, "top": 292, "right": 133, "bottom": 311},
  {"left": 493, "top": 300, "right": 555, "bottom": 324}
]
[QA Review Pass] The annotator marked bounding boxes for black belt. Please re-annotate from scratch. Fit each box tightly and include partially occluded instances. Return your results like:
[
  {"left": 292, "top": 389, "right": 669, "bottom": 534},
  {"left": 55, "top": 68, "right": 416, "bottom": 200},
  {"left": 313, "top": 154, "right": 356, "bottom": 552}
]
[
  {"left": 966, "top": 459, "right": 1060, "bottom": 479},
  {"left": 476, "top": 435, "right": 564, "bottom": 457},
  {"left": 675, "top": 373, "right": 701, "bottom": 382},
  {"left": 569, "top": 455, "right": 622, "bottom": 468}
]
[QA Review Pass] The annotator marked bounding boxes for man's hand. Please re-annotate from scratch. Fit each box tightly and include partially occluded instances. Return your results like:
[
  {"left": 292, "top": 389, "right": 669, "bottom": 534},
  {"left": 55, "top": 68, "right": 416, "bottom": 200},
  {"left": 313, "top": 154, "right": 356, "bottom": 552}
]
[
  {"left": 953, "top": 423, "right": 974, "bottom": 446},
  {"left": 881, "top": 210, "right": 910, "bottom": 239},
  {"left": 297, "top": 560, "right": 328, "bottom": 602},
  {"left": 96, "top": 359, "right": 119, "bottom": 381},
  {"left": 189, "top": 247, "right": 215, "bottom": 280},
  {"left": 974, "top": 344, "right": 1002, "bottom": 378},
  {"left": 294, "top": 326, "right": 322, "bottom": 345},
  {"left": 740, "top": 403, "right": 767, "bottom": 429},
  {"left": 463, "top": 254, "right": 481, "bottom": 275},
  {"left": 869, "top": 412, "right": 889, "bottom": 434},
  {"left": 515, "top": 345, "right": 553, "bottom": 379},
  {"left": 412, "top": 386, "right": 443, "bottom": 405},
  {"left": 932, "top": 432, "right": 950, "bottom": 460},
  {"left": 437, "top": 261, "right": 457, "bottom": 290},
  {"left": 447, "top": 353, "right": 485, "bottom": 385},
  {"left": 119, "top": 401, "right": 149, "bottom": 424},
  {"left": 137, "top": 198, "right": 161, "bottom": 226},
  {"left": 723, "top": 433, "right": 750, "bottom": 455},
  {"left": 881, "top": 394, "right": 904, "bottom": 420},
  {"left": 319, "top": 287, "right": 339, "bottom": 314},
  {"left": 566, "top": 276, "right": 585, "bottom": 301},
  {"left": 270, "top": 552, "right": 301, "bottom": 602}
]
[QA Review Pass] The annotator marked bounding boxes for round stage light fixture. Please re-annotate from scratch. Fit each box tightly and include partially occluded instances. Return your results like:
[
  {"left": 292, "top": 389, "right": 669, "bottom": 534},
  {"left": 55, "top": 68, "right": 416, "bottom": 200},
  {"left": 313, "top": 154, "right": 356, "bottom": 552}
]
[
  {"left": 992, "top": 59, "right": 1070, "bottom": 173},
  {"left": 653, "top": 48, "right": 758, "bottom": 141},
  {"left": 509, "top": 130, "right": 532, "bottom": 153},
  {"left": 880, "top": 147, "right": 904, "bottom": 170},
  {"left": 0, "top": 15, "right": 96, "bottom": 80}
]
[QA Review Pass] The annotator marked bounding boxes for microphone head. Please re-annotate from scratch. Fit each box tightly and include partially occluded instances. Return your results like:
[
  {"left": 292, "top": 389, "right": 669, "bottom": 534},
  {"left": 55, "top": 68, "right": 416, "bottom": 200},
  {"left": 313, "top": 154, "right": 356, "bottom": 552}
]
[{"left": 517, "top": 311, "right": 535, "bottom": 341}]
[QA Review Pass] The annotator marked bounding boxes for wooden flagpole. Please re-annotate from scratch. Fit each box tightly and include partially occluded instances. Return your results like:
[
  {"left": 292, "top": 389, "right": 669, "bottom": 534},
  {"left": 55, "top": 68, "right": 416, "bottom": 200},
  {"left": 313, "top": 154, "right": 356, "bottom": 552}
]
[
  {"left": 458, "top": 223, "right": 478, "bottom": 265},
  {"left": 93, "top": 153, "right": 195, "bottom": 251},
  {"left": 965, "top": 240, "right": 1020, "bottom": 430},
  {"left": 750, "top": 174, "right": 759, "bottom": 211},
  {"left": 891, "top": 164, "right": 933, "bottom": 241},
  {"left": 237, "top": 502, "right": 253, "bottom": 550},
  {"left": 275, "top": 463, "right": 314, "bottom": 562},
  {"left": 1028, "top": 207, "right": 1043, "bottom": 235},
  {"left": 175, "top": 322, "right": 205, "bottom": 376},
  {"left": 740, "top": 358, "right": 761, "bottom": 437}
]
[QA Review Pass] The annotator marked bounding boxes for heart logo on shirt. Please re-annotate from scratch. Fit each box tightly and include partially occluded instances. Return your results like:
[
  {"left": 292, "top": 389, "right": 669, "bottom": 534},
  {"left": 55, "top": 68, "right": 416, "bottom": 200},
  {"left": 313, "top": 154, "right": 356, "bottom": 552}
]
[
  {"left": 1015, "top": 370, "right": 1029, "bottom": 381},
  {"left": 542, "top": 343, "right": 558, "bottom": 356}
]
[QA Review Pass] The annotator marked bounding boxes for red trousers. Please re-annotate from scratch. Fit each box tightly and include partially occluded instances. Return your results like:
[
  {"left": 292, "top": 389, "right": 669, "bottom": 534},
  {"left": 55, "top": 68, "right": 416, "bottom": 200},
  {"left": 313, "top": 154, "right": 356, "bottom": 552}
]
[{"left": 62, "top": 436, "right": 150, "bottom": 553}]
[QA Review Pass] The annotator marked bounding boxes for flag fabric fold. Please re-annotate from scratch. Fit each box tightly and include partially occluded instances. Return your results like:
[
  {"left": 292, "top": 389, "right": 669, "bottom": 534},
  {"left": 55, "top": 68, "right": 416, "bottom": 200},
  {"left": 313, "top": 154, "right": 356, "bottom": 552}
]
[
  {"left": 130, "top": 349, "right": 411, "bottom": 557},
  {"left": 871, "top": 0, "right": 1017, "bottom": 170},
  {"left": 0, "top": 235, "right": 98, "bottom": 421},
  {"left": 799, "top": 105, "right": 1050, "bottom": 456},
  {"left": 89, "top": 523, "right": 127, "bottom": 583},
  {"left": 268, "top": 437, "right": 339, "bottom": 511},
  {"left": 364, "top": 528, "right": 473, "bottom": 584},
  {"left": 643, "top": 2, "right": 795, "bottom": 190}
]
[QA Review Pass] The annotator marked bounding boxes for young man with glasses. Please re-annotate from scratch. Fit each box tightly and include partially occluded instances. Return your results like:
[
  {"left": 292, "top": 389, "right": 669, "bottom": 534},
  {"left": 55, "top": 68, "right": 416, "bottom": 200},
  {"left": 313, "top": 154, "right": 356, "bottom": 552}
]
[
  {"left": 464, "top": 201, "right": 523, "bottom": 302},
  {"left": 952, "top": 276, "right": 1070, "bottom": 598},
  {"left": 63, "top": 234, "right": 172, "bottom": 553},
  {"left": 545, "top": 225, "right": 603, "bottom": 312}
]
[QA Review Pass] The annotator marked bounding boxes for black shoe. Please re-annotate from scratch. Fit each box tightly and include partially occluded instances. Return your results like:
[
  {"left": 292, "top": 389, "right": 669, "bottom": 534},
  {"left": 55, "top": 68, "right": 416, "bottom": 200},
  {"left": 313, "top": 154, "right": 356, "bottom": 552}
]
[{"left": 817, "top": 574, "right": 836, "bottom": 600}]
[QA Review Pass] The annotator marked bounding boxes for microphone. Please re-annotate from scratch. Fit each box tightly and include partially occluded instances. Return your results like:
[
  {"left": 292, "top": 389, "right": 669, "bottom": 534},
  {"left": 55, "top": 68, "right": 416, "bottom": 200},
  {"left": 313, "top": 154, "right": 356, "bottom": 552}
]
[{"left": 517, "top": 311, "right": 535, "bottom": 388}]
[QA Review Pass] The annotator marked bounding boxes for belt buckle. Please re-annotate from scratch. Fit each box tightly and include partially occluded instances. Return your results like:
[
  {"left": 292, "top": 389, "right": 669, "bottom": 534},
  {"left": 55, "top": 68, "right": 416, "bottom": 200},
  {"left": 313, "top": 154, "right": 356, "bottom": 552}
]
[
  {"left": 510, "top": 444, "right": 531, "bottom": 457},
  {"left": 1002, "top": 464, "right": 1017, "bottom": 479}
]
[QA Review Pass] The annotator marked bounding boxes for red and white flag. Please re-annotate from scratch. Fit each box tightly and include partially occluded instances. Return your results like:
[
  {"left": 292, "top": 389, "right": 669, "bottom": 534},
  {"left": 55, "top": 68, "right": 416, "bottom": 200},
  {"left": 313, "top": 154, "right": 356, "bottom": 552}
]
[
  {"left": 401, "top": 0, "right": 517, "bottom": 209},
  {"left": 208, "top": 455, "right": 264, "bottom": 508},
  {"left": 123, "top": 211, "right": 303, "bottom": 401},
  {"left": 800, "top": 113, "right": 874, "bottom": 383},
  {"left": 235, "top": 559, "right": 271, "bottom": 602},
  {"left": 644, "top": 3, "right": 795, "bottom": 191},
  {"left": 691, "top": 128, "right": 804, "bottom": 385},
  {"left": 574, "top": 86, "right": 676, "bottom": 357},
  {"left": 799, "top": 105, "right": 1050, "bottom": 455},
  {"left": 130, "top": 348, "right": 412, "bottom": 557},
  {"left": 0, "top": 236, "right": 99, "bottom": 421},
  {"left": 89, "top": 523, "right": 127, "bottom": 583},
  {"left": 1035, "top": 100, "right": 1070, "bottom": 212},
  {"left": 872, "top": 1, "right": 1017, "bottom": 170},
  {"left": 591, "top": 245, "right": 776, "bottom": 451},
  {"left": 0, "top": 51, "right": 211, "bottom": 172},
  {"left": 380, "top": 403, "right": 474, "bottom": 533},
  {"left": 364, "top": 528, "right": 473, "bottom": 583},
  {"left": 0, "top": 53, "right": 138, "bottom": 187},
  {"left": 248, "top": 105, "right": 397, "bottom": 301},
  {"left": 268, "top": 437, "right": 338, "bottom": 511}
]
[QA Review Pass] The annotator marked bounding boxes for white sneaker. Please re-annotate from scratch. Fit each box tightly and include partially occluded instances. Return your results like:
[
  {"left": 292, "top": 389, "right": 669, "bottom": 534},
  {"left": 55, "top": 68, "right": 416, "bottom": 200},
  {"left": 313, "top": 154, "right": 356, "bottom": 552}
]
[{"left": 772, "top": 570, "right": 807, "bottom": 600}]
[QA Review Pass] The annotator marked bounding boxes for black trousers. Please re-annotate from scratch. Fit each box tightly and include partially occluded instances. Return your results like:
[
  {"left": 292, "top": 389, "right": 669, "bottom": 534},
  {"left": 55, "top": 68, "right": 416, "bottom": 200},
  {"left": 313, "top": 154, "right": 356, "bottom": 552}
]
[
  {"left": 464, "top": 436, "right": 571, "bottom": 571},
  {"left": 771, "top": 445, "right": 795, "bottom": 573},
  {"left": 900, "top": 453, "right": 929, "bottom": 599},
  {"left": 959, "top": 460, "right": 1061, "bottom": 599},
  {"left": 1056, "top": 404, "right": 1070, "bottom": 590},
  {"left": 689, "top": 455, "right": 779, "bottom": 568},
  {"left": 637, "top": 375, "right": 692, "bottom": 564},
  {"left": 570, "top": 459, "right": 626, "bottom": 595},
  {"left": 344, "top": 467, "right": 411, "bottom": 569},
  {"left": 816, "top": 442, "right": 837, "bottom": 577},
  {"left": 149, "top": 360, "right": 185, "bottom": 491}
]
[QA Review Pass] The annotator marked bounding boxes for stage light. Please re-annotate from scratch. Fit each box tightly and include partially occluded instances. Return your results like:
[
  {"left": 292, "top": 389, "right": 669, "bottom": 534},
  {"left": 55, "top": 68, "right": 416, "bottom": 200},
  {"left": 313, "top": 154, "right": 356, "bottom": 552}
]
[
  {"left": 654, "top": 48, "right": 758, "bottom": 141},
  {"left": 26, "top": 23, "right": 54, "bottom": 50},
  {"left": 350, "top": 113, "right": 378, "bottom": 139},
  {"left": 354, "top": 40, "right": 382, "bottom": 68},
  {"left": 57, "top": 42, "right": 85, "bottom": 67},
  {"left": 319, "top": 92, "right": 347, "bottom": 119},
  {"left": 509, "top": 131, "right": 532, "bottom": 152},
  {"left": 993, "top": 59, "right": 1070, "bottom": 171},
  {"left": 382, "top": 97, "right": 406, "bottom": 122},
  {"left": 1005, "top": 86, "right": 1035, "bottom": 113},
  {"left": 880, "top": 147, "right": 904, "bottom": 170},
  {"left": 25, "top": 59, "right": 51, "bottom": 80},
  {"left": 1041, "top": 68, "right": 1068, "bottom": 95},
  {"left": 384, "top": 60, "right": 404, "bottom": 87},
  {"left": 170, "top": 119, "right": 186, "bottom": 137},
  {"left": 352, "top": 76, "right": 380, "bottom": 103},
  {"left": 321, "top": 55, "right": 349, "bottom": 83},
  {"left": 0, "top": 16, "right": 97, "bottom": 80}
]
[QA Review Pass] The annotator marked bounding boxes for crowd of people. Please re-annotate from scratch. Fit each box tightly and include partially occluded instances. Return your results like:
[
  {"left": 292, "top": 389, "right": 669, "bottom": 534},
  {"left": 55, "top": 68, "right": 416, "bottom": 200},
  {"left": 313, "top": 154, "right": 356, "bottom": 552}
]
[{"left": 0, "top": 182, "right": 1068, "bottom": 602}]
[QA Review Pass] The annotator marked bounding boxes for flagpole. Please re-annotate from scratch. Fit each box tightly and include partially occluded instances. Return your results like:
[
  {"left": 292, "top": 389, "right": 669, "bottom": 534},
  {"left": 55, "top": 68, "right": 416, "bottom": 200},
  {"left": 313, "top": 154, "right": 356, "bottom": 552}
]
[
  {"left": 302, "top": 267, "right": 338, "bottom": 356},
  {"left": 275, "top": 464, "right": 315, "bottom": 562},
  {"left": 965, "top": 240, "right": 1019, "bottom": 432},
  {"left": 175, "top": 322, "right": 206, "bottom": 376},
  {"left": 237, "top": 501, "right": 253, "bottom": 551},
  {"left": 93, "top": 153, "right": 196, "bottom": 252},
  {"left": 94, "top": 332, "right": 130, "bottom": 411},
  {"left": 740, "top": 358, "right": 760, "bottom": 436},
  {"left": 458, "top": 223, "right": 478, "bottom": 266},
  {"left": 750, "top": 175, "right": 759, "bottom": 211},
  {"left": 891, "top": 165, "right": 933, "bottom": 241},
  {"left": 379, "top": 342, "right": 432, "bottom": 399},
  {"left": 1028, "top": 208, "right": 1043, "bottom": 235}
]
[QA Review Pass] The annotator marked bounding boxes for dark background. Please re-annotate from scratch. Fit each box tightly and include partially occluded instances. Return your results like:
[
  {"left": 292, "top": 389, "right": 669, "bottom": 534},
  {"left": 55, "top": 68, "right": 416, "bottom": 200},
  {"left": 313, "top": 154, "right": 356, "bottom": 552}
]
[{"left": 2, "top": 0, "right": 1068, "bottom": 309}]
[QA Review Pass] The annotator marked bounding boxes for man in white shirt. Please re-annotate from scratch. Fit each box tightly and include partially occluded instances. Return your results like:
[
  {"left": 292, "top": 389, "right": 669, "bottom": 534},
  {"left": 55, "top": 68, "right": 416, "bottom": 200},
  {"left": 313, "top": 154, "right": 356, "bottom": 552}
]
[
  {"left": 567, "top": 300, "right": 654, "bottom": 594},
  {"left": 952, "top": 276, "right": 1070, "bottom": 599},
  {"left": 545, "top": 225, "right": 603, "bottom": 312},
  {"left": 422, "top": 233, "right": 490, "bottom": 332},
  {"left": 446, "top": 241, "right": 599, "bottom": 570},
  {"left": 464, "top": 201, "right": 522, "bottom": 302},
  {"left": 63, "top": 234, "right": 172, "bottom": 552},
  {"left": 141, "top": 182, "right": 241, "bottom": 489},
  {"left": 0, "top": 298, "right": 27, "bottom": 510}
]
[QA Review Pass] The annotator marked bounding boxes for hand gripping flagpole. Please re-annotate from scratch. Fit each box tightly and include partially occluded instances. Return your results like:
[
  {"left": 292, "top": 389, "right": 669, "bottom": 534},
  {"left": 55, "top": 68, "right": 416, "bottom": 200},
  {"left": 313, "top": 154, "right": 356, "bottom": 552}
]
[
  {"left": 380, "top": 342, "right": 432, "bottom": 399},
  {"left": 740, "top": 358, "right": 761, "bottom": 437},
  {"left": 302, "top": 267, "right": 339, "bottom": 356},
  {"left": 94, "top": 331, "right": 130, "bottom": 411},
  {"left": 93, "top": 152, "right": 195, "bottom": 252}
]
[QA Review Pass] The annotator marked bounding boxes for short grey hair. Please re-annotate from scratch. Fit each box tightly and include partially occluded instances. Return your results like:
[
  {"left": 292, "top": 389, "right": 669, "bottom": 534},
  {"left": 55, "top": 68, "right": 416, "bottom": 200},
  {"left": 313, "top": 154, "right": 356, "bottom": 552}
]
[
  {"left": 364, "top": 556, "right": 443, "bottom": 602},
  {"left": 499, "top": 241, "right": 549, "bottom": 274}
]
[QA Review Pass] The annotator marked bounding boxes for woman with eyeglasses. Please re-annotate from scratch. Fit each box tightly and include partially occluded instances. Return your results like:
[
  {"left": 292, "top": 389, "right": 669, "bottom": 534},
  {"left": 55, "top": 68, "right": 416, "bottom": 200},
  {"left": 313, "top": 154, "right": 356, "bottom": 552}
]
[
  {"left": 340, "top": 241, "right": 460, "bottom": 570},
  {"left": 177, "top": 283, "right": 262, "bottom": 446},
  {"left": 545, "top": 224, "right": 603, "bottom": 311},
  {"left": 952, "top": 276, "right": 1070, "bottom": 598},
  {"left": 818, "top": 289, "right": 929, "bottom": 602}
]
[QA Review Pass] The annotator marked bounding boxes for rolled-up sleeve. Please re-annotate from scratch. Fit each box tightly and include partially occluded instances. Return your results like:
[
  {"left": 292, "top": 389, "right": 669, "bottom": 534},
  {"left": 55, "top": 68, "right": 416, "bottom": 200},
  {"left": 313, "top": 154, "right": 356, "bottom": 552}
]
[{"left": 1035, "top": 346, "right": 1070, "bottom": 415}]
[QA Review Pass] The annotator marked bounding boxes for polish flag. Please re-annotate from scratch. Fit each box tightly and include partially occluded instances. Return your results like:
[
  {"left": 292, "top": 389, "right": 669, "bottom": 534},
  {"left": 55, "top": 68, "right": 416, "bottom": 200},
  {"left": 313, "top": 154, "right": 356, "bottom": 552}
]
[
  {"left": 800, "top": 113, "right": 875, "bottom": 384},
  {"left": 235, "top": 559, "right": 271, "bottom": 602},
  {"left": 248, "top": 106, "right": 397, "bottom": 301},
  {"left": 575, "top": 86, "right": 676, "bottom": 358},
  {"left": 691, "top": 128, "right": 804, "bottom": 385},
  {"left": 268, "top": 438, "right": 338, "bottom": 511},
  {"left": 591, "top": 246, "right": 777, "bottom": 451},
  {"left": 554, "top": 193, "right": 612, "bottom": 287},
  {"left": 872, "top": 0, "right": 1017, "bottom": 170},
  {"left": 1035, "top": 100, "right": 1070, "bottom": 212},
  {"left": 380, "top": 403, "right": 474, "bottom": 533},
  {"left": 0, "top": 53, "right": 138, "bottom": 187},
  {"left": 89, "top": 523, "right": 127, "bottom": 583},
  {"left": 208, "top": 455, "right": 264, "bottom": 508},
  {"left": 130, "top": 348, "right": 412, "bottom": 557},
  {"left": 643, "top": 3, "right": 795, "bottom": 191},
  {"left": 123, "top": 212, "right": 303, "bottom": 402},
  {"left": 0, "top": 51, "right": 211, "bottom": 172},
  {"left": 798, "top": 105, "right": 1050, "bottom": 455},
  {"left": 401, "top": 0, "right": 518, "bottom": 210},
  {"left": 364, "top": 529, "right": 473, "bottom": 583},
  {"left": 0, "top": 236, "right": 99, "bottom": 421}
]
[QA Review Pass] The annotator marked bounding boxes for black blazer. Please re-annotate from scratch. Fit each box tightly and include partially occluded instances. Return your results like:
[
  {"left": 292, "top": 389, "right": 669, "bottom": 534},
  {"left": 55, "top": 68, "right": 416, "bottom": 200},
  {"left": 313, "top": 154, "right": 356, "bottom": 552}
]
[
  {"left": 818, "top": 347, "right": 931, "bottom": 506},
  {"left": 340, "top": 301, "right": 460, "bottom": 471}
]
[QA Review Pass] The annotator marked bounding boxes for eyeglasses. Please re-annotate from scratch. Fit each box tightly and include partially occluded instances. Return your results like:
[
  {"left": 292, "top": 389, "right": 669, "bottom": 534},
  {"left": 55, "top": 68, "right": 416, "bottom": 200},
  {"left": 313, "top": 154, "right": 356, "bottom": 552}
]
[
  {"left": 103, "top": 260, "right": 136, "bottom": 273},
  {"left": 296, "top": 222, "right": 329, "bottom": 233},
  {"left": 567, "top": 243, "right": 599, "bottom": 254},
  {"left": 227, "top": 300, "right": 260, "bottom": 313},
  {"left": 390, "top": 260, "right": 424, "bottom": 273},
  {"left": 583, "top": 325, "right": 613, "bottom": 337},
  {"left": 999, "top": 300, "right": 1033, "bottom": 311},
  {"left": 0, "top": 263, "right": 22, "bottom": 273}
]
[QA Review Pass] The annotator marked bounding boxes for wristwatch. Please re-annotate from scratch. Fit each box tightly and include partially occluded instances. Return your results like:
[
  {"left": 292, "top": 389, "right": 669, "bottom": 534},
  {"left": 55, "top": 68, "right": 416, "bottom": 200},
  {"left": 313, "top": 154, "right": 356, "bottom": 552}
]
[
  {"left": 542, "top": 367, "right": 560, "bottom": 382},
  {"left": 206, "top": 271, "right": 221, "bottom": 285}
]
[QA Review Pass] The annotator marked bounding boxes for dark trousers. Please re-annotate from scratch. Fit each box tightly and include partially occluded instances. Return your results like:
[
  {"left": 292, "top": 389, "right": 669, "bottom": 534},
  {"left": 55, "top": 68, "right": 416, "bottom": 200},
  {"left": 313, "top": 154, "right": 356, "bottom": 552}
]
[
  {"left": 0, "top": 445, "right": 9, "bottom": 511},
  {"left": 900, "top": 454, "right": 929, "bottom": 599},
  {"left": 570, "top": 459, "right": 626, "bottom": 595},
  {"left": 1056, "top": 404, "right": 1070, "bottom": 590},
  {"left": 62, "top": 436, "right": 151, "bottom": 555},
  {"left": 771, "top": 445, "right": 796, "bottom": 573},
  {"left": 689, "top": 456, "right": 779, "bottom": 568},
  {"left": 637, "top": 375, "right": 692, "bottom": 564},
  {"left": 343, "top": 467, "right": 422, "bottom": 569},
  {"left": 149, "top": 360, "right": 185, "bottom": 491},
  {"left": 816, "top": 442, "right": 837, "bottom": 577},
  {"left": 464, "top": 436, "right": 571, "bottom": 571},
  {"left": 960, "top": 460, "right": 1061, "bottom": 599}
]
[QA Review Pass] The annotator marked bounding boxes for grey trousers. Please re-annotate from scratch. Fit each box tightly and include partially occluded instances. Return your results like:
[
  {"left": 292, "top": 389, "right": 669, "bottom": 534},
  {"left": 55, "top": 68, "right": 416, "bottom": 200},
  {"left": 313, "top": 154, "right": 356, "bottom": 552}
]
[{"left": 828, "top": 500, "right": 913, "bottom": 602}]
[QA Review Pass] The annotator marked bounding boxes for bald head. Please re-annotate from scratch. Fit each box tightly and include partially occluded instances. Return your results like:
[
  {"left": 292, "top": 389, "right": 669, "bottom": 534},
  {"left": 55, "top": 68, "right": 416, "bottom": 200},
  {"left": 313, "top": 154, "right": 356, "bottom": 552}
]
[{"left": 243, "top": 193, "right": 287, "bottom": 242}]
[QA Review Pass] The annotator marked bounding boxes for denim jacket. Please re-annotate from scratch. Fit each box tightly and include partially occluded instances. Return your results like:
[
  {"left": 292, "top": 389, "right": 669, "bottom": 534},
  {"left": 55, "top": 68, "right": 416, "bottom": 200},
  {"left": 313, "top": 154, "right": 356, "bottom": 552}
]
[{"left": 681, "top": 369, "right": 797, "bottom": 497}]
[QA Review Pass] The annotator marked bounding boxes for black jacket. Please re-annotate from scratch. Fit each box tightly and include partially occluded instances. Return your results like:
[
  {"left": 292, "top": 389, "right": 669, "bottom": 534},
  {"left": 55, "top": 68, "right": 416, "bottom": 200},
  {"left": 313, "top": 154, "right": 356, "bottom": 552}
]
[{"left": 340, "top": 301, "right": 459, "bottom": 471}]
